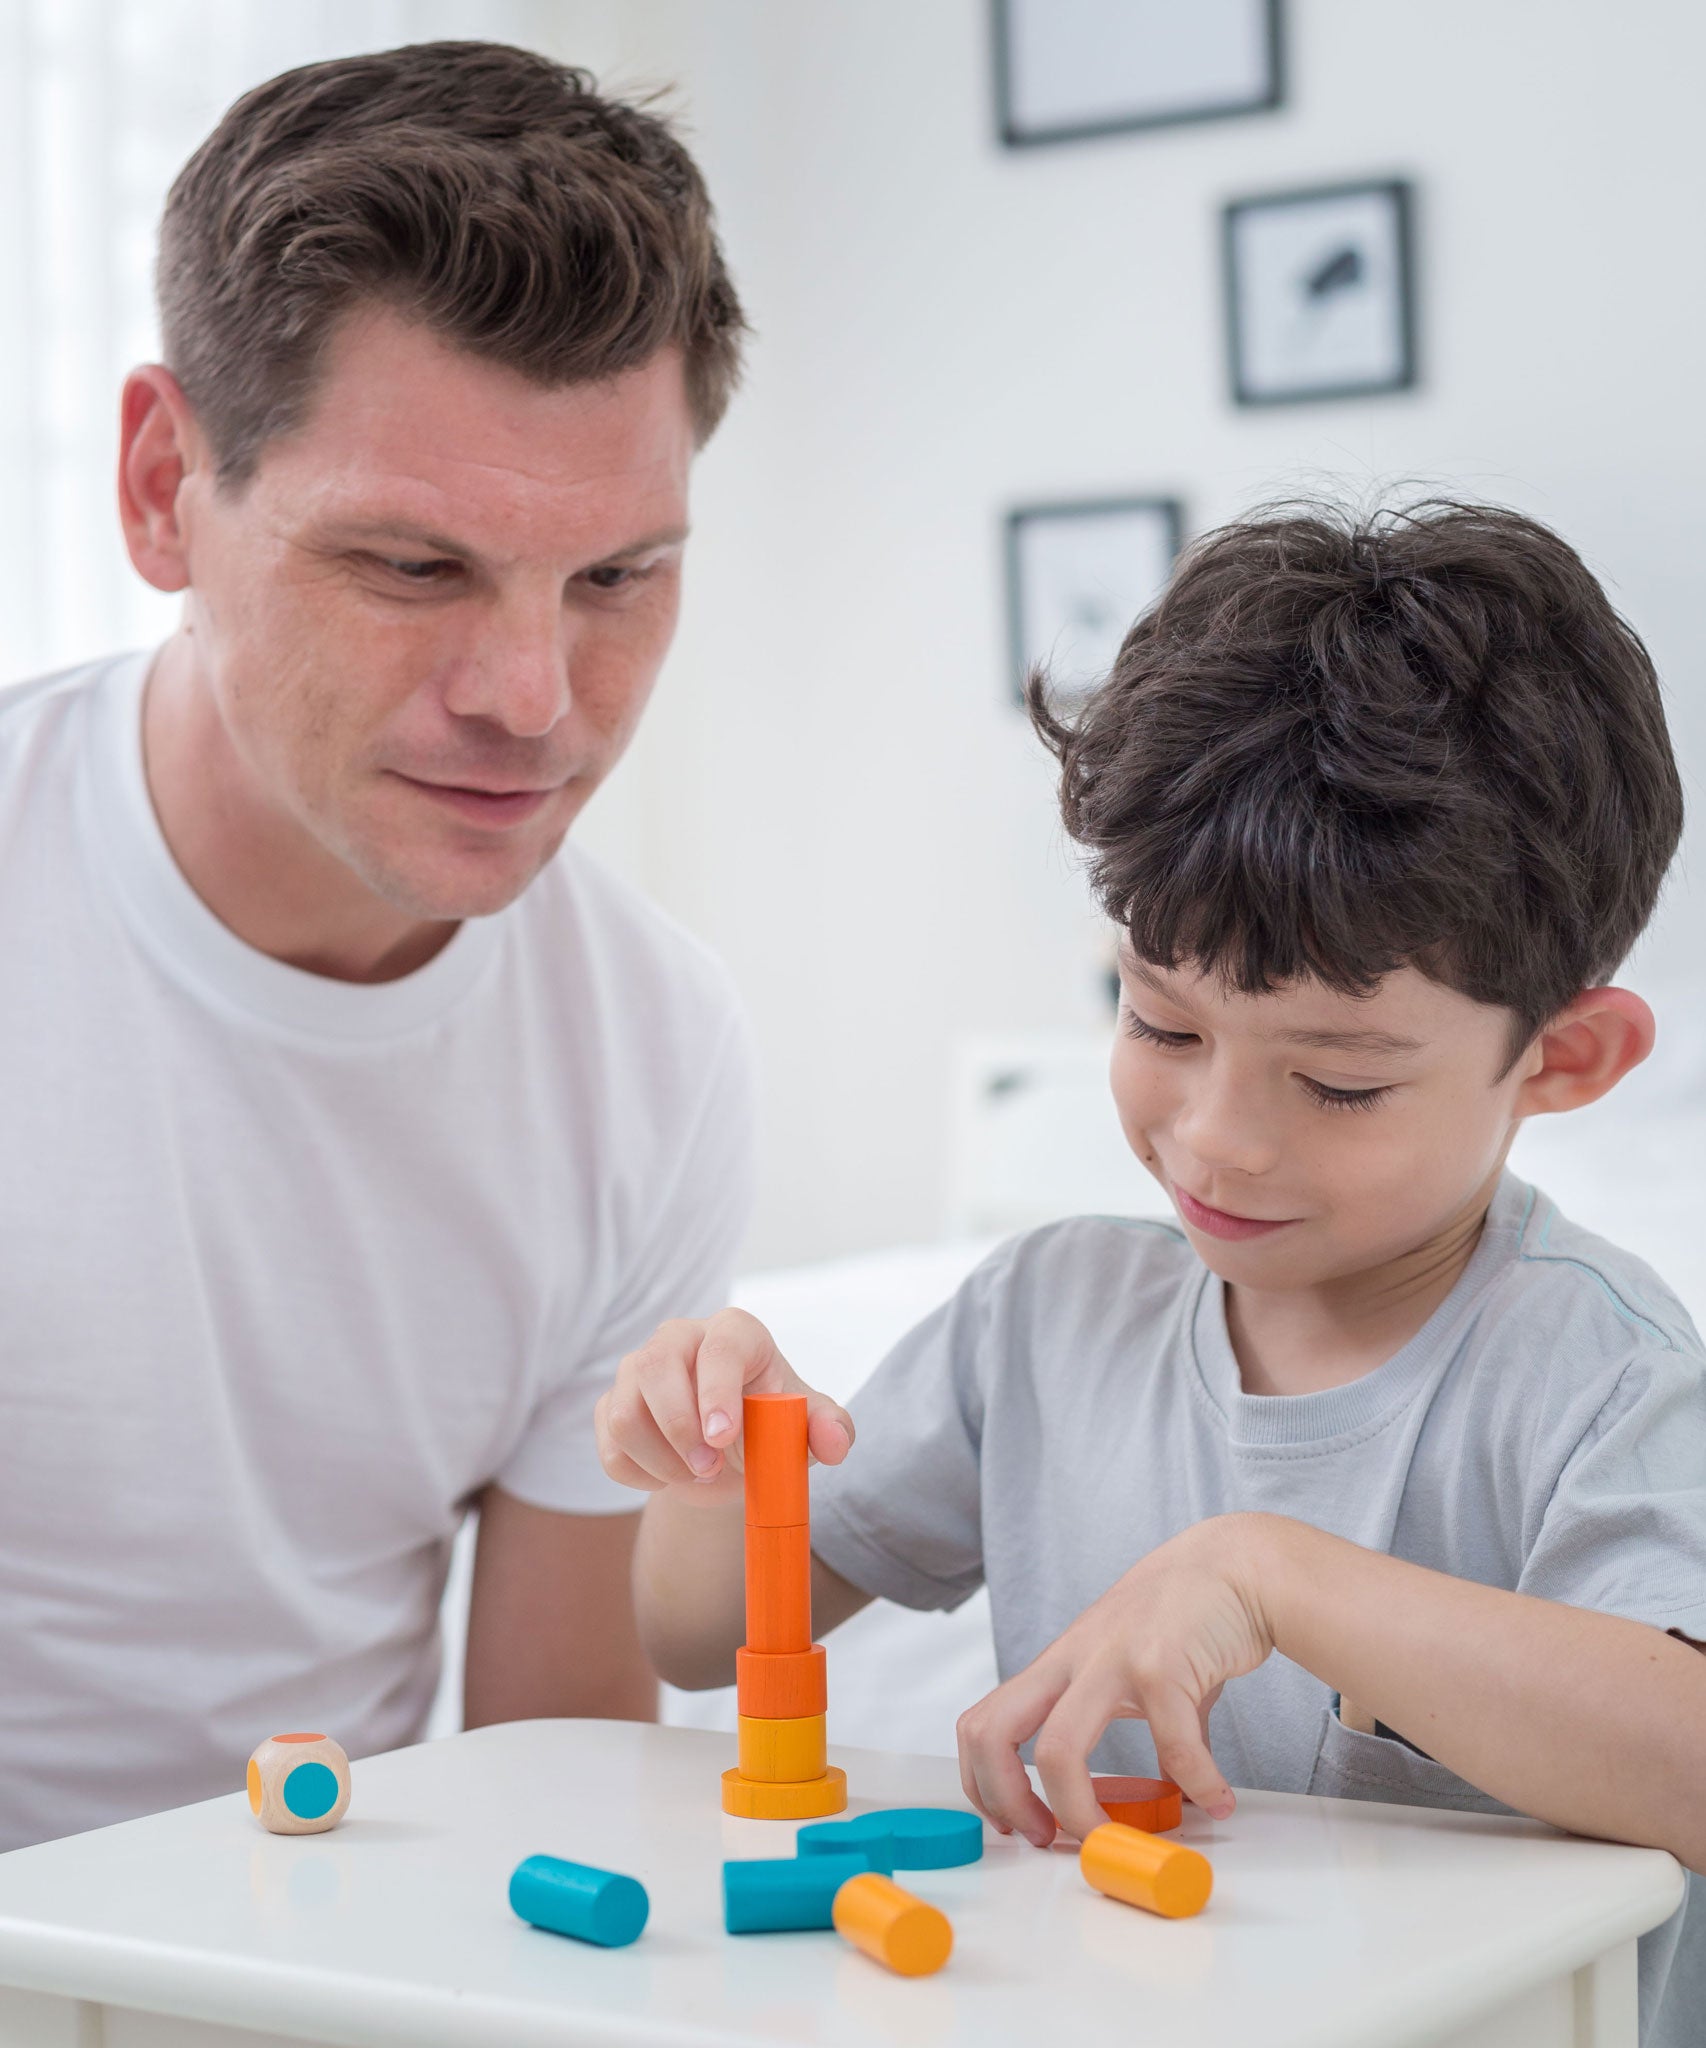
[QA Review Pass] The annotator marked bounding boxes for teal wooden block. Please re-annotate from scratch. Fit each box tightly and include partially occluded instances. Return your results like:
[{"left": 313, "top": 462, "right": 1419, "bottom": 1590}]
[
  {"left": 802, "top": 1807, "right": 982, "bottom": 1871},
  {"left": 723, "top": 1849, "right": 880, "bottom": 1933},
  {"left": 509, "top": 1854, "right": 649, "bottom": 1947},
  {"left": 794, "top": 1818, "right": 895, "bottom": 1874}
]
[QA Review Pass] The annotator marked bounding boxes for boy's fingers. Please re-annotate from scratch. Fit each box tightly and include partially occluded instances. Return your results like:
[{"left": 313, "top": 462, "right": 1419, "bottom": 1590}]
[
  {"left": 956, "top": 1665, "right": 1068, "bottom": 1848},
  {"left": 1144, "top": 1680, "right": 1235, "bottom": 1821},
  {"left": 695, "top": 1308, "right": 788, "bottom": 1447},
  {"left": 1030, "top": 1677, "right": 1119, "bottom": 1846},
  {"left": 593, "top": 1391, "right": 669, "bottom": 1492},
  {"left": 635, "top": 1341, "right": 722, "bottom": 1478},
  {"left": 806, "top": 1396, "right": 854, "bottom": 1466}
]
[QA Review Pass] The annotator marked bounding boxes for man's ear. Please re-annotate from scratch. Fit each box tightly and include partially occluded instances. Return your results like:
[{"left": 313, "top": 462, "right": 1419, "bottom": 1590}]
[
  {"left": 117, "top": 364, "right": 205, "bottom": 594},
  {"left": 1513, "top": 987, "right": 1655, "bottom": 1118}
]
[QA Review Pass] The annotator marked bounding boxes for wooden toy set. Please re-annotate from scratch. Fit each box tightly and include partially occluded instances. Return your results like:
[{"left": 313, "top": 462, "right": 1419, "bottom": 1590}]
[{"left": 246, "top": 1392, "right": 1212, "bottom": 1980}]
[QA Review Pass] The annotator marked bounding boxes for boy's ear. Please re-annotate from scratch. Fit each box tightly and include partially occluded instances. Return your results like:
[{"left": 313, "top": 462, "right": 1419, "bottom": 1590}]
[{"left": 1513, "top": 987, "right": 1655, "bottom": 1118}]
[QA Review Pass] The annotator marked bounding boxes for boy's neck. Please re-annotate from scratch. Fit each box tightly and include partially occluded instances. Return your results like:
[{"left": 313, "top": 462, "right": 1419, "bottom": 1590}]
[{"left": 1224, "top": 1168, "right": 1503, "bottom": 1398}]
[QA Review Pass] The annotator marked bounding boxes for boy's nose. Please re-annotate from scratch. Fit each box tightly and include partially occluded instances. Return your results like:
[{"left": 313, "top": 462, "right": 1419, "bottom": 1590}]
[{"left": 1172, "top": 1086, "right": 1281, "bottom": 1180}]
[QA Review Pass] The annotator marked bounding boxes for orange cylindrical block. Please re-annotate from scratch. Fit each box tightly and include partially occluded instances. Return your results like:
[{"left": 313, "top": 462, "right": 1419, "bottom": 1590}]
[
  {"left": 743, "top": 1392, "right": 808, "bottom": 1527},
  {"left": 744, "top": 1522, "right": 812, "bottom": 1652},
  {"left": 738, "top": 1711, "right": 826, "bottom": 1783},
  {"left": 1080, "top": 1822, "right": 1212, "bottom": 1920},
  {"left": 832, "top": 1872, "right": 953, "bottom": 1977},
  {"left": 736, "top": 1644, "right": 827, "bottom": 1719},
  {"left": 1093, "top": 1776, "right": 1182, "bottom": 1834}
]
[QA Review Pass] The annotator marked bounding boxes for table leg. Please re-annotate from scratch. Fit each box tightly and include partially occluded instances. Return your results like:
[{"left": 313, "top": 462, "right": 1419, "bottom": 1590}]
[
  {"left": 0, "top": 1987, "right": 103, "bottom": 2046},
  {"left": 1573, "top": 1937, "right": 1638, "bottom": 2048}
]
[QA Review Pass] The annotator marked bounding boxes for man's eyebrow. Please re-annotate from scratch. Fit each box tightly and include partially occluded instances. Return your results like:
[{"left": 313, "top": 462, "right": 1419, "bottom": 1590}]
[
  {"left": 1118, "top": 953, "right": 1423, "bottom": 1057},
  {"left": 317, "top": 519, "right": 691, "bottom": 560}
]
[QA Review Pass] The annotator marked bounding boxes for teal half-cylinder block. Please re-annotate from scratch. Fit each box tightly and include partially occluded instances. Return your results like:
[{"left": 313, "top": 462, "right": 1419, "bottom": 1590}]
[
  {"left": 509, "top": 1854, "right": 649, "bottom": 1948},
  {"left": 723, "top": 1849, "right": 882, "bottom": 1934},
  {"left": 800, "top": 1806, "right": 982, "bottom": 1871},
  {"left": 793, "top": 1818, "right": 896, "bottom": 1874}
]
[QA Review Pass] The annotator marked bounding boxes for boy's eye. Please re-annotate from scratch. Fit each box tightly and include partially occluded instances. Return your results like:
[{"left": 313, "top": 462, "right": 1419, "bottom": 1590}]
[
  {"left": 1298, "top": 1077, "right": 1395, "bottom": 1113},
  {"left": 1123, "top": 1009, "right": 1197, "bottom": 1050}
]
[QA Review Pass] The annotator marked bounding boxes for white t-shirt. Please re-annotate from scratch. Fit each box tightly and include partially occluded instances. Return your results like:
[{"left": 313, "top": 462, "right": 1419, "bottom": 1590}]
[{"left": 0, "top": 649, "right": 755, "bottom": 1851}]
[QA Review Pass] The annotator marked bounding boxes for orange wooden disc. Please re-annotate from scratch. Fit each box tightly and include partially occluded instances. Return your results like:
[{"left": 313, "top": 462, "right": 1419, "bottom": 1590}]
[
  {"left": 1093, "top": 1776, "right": 1182, "bottom": 1833},
  {"left": 743, "top": 1393, "right": 809, "bottom": 1527},
  {"left": 736, "top": 1645, "right": 827, "bottom": 1719}
]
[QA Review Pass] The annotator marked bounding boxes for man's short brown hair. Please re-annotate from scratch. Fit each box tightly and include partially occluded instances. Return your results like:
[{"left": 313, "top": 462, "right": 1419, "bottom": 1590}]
[
  {"left": 158, "top": 40, "right": 746, "bottom": 484},
  {"left": 1030, "top": 500, "right": 1685, "bottom": 1062}
]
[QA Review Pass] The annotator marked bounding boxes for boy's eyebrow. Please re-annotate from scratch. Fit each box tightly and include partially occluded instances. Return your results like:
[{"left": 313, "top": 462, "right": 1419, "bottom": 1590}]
[
  {"left": 1119, "top": 954, "right": 1424, "bottom": 1057},
  {"left": 1277, "top": 1025, "right": 1425, "bottom": 1056}
]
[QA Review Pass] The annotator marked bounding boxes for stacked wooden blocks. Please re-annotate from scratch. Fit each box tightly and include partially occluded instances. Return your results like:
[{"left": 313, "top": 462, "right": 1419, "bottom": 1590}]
[{"left": 721, "top": 1391, "right": 848, "bottom": 1821}]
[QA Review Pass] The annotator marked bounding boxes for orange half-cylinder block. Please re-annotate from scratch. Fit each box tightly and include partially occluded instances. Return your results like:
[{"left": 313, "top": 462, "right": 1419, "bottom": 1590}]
[
  {"left": 832, "top": 1871, "right": 953, "bottom": 1977},
  {"left": 743, "top": 1392, "right": 809, "bottom": 1527},
  {"left": 736, "top": 1645, "right": 827, "bottom": 1720},
  {"left": 1080, "top": 1822, "right": 1212, "bottom": 1919},
  {"left": 738, "top": 1711, "right": 826, "bottom": 1784},
  {"left": 744, "top": 1524, "right": 812, "bottom": 1653},
  {"left": 1093, "top": 1776, "right": 1183, "bottom": 1833}
]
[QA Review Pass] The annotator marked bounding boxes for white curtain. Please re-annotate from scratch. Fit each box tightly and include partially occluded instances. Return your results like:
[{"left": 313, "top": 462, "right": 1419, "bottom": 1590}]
[{"left": 0, "top": 0, "right": 571, "bottom": 686}]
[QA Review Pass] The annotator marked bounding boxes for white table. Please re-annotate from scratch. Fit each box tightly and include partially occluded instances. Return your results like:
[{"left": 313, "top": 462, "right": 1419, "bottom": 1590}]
[{"left": 0, "top": 1721, "right": 1682, "bottom": 2048}]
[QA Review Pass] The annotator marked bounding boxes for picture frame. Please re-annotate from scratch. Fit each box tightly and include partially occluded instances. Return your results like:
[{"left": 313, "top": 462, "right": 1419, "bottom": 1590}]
[
  {"left": 1222, "top": 178, "right": 1418, "bottom": 406},
  {"left": 1005, "top": 497, "right": 1184, "bottom": 706},
  {"left": 993, "top": 0, "right": 1283, "bottom": 150}
]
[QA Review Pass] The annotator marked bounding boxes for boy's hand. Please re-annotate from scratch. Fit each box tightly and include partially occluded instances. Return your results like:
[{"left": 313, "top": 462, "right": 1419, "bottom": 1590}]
[
  {"left": 956, "top": 1515, "right": 1274, "bottom": 1846},
  {"left": 595, "top": 1307, "right": 854, "bottom": 1509}
]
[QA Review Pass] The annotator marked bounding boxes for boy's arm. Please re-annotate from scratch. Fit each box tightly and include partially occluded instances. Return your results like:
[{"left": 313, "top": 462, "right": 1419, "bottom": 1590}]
[
  {"left": 596, "top": 1309, "right": 871, "bottom": 1689},
  {"left": 631, "top": 1488, "right": 871, "bottom": 1688},
  {"left": 957, "top": 1512, "right": 1706, "bottom": 1872}
]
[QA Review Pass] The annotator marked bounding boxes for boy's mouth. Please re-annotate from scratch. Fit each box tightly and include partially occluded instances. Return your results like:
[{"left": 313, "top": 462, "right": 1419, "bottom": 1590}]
[{"left": 1175, "top": 1186, "right": 1300, "bottom": 1242}]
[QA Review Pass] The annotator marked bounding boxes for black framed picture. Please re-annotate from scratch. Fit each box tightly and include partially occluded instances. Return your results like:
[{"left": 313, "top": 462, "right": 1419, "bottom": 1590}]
[
  {"left": 1005, "top": 497, "right": 1183, "bottom": 705},
  {"left": 994, "top": 0, "right": 1283, "bottom": 149},
  {"left": 1223, "top": 179, "right": 1417, "bottom": 405}
]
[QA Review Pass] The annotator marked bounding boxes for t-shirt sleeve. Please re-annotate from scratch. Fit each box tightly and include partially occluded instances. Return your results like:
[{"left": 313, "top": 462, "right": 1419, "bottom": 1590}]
[
  {"left": 1517, "top": 1343, "right": 1706, "bottom": 1641},
  {"left": 809, "top": 1245, "right": 1005, "bottom": 1612},
  {"left": 495, "top": 1012, "right": 759, "bottom": 1515}
]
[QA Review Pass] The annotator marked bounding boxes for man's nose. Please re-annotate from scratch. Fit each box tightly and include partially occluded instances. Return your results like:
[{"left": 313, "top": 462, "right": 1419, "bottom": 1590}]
[{"left": 443, "top": 603, "right": 573, "bottom": 738}]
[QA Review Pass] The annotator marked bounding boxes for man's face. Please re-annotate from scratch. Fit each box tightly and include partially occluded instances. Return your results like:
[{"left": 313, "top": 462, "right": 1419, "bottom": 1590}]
[
  {"left": 1111, "top": 949, "right": 1537, "bottom": 1288},
  {"left": 171, "top": 309, "right": 696, "bottom": 920}
]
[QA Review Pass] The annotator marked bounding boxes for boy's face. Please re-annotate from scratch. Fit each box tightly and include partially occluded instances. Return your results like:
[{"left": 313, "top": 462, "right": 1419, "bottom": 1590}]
[{"left": 1111, "top": 949, "right": 1537, "bottom": 1289}]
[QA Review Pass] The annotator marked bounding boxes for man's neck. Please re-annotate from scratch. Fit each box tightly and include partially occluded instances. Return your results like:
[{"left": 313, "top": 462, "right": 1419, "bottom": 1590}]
[
  {"left": 1224, "top": 1166, "right": 1505, "bottom": 1398},
  {"left": 141, "top": 637, "right": 456, "bottom": 984}
]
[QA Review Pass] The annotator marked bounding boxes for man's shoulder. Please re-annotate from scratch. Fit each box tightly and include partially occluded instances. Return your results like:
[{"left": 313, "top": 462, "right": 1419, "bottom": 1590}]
[
  {"left": 516, "top": 837, "right": 747, "bottom": 1045},
  {"left": 0, "top": 653, "right": 116, "bottom": 759}
]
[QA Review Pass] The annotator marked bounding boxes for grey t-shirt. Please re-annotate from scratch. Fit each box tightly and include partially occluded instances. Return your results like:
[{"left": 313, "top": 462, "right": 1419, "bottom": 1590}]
[{"left": 811, "top": 1170, "right": 1706, "bottom": 2045}]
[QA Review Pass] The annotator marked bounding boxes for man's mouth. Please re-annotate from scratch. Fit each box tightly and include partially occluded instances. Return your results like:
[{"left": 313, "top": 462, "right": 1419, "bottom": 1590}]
[{"left": 392, "top": 772, "right": 563, "bottom": 828}]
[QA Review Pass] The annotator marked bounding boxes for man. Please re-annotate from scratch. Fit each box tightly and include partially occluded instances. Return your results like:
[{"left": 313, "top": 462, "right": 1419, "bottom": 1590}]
[{"left": 0, "top": 41, "right": 753, "bottom": 1849}]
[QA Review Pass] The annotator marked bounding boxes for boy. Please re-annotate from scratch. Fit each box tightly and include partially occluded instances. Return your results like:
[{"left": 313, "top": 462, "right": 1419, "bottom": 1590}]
[{"left": 596, "top": 502, "right": 1706, "bottom": 2040}]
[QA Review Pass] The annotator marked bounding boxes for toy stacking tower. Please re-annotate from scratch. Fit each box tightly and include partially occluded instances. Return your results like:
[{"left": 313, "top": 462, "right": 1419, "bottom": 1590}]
[{"left": 721, "top": 1392, "right": 848, "bottom": 1819}]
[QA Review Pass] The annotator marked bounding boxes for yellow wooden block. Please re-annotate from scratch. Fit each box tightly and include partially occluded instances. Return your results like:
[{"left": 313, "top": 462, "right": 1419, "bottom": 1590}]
[
  {"left": 721, "top": 1765, "right": 848, "bottom": 1819},
  {"left": 737, "top": 1711, "right": 827, "bottom": 1784}
]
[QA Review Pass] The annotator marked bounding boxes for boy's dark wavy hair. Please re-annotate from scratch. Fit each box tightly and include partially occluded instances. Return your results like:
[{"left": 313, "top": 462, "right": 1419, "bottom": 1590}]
[{"left": 1028, "top": 500, "right": 1684, "bottom": 1069}]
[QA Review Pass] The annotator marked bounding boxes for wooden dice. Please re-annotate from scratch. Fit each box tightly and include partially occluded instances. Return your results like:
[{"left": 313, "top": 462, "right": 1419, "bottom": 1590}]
[{"left": 246, "top": 1732, "right": 351, "bottom": 1835}]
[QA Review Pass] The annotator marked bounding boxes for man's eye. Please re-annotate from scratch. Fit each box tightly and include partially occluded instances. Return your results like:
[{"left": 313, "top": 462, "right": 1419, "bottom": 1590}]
[
  {"left": 584, "top": 564, "right": 638, "bottom": 591},
  {"left": 379, "top": 557, "right": 453, "bottom": 582}
]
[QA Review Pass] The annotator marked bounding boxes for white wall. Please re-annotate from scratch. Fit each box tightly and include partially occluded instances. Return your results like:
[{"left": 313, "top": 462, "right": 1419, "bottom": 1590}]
[{"left": 546, "top": 0, "right": 1706, "bottom": 1268}]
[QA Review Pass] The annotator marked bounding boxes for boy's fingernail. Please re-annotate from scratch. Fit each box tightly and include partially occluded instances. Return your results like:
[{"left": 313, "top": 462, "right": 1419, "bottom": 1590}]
[
  {"left": 704, "top": 1409, "right": 732, "bottom": 1441},
  {"left": 686, "top": 1445, "right": 718, "bottom": 1476}
]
